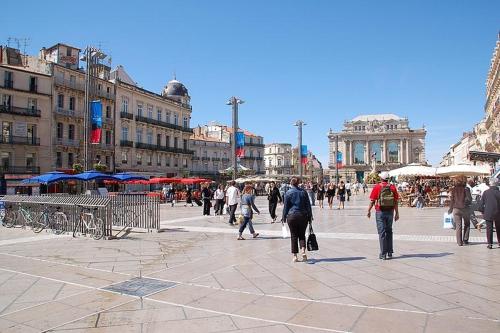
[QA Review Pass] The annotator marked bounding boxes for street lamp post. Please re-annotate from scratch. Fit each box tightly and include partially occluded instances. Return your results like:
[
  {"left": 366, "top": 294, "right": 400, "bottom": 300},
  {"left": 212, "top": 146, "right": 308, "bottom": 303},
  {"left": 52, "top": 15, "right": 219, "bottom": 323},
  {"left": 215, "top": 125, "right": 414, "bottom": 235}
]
[
  {"left": 226, "top": 97, "right": 244, "bottom": 181},
  {"left": 335, "top": 134, "right": 339, "bottom": 186},
  {"left": 294, "top": 120, "right": 306, "bottom": 178}
]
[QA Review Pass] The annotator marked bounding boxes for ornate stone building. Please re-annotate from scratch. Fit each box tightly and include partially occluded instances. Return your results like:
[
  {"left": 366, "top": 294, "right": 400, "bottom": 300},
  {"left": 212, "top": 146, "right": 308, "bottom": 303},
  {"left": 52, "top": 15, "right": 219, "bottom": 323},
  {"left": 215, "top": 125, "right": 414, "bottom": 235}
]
[
  {"left": 328, "top": 114, "right": 426, "bottom": 182},
  {"left": 264, "top": 143, "right": 292, "bottom": 176},
  {"left": 190, "top": 126, "right": 231, "bottom": 178}
]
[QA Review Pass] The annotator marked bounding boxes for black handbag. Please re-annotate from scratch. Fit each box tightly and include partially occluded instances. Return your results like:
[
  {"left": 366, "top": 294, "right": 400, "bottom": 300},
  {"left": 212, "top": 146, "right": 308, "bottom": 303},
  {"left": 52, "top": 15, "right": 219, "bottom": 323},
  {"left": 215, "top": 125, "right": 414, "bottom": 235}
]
[{"left": 307, "top": 223, "right": 319, "bottom": 251}]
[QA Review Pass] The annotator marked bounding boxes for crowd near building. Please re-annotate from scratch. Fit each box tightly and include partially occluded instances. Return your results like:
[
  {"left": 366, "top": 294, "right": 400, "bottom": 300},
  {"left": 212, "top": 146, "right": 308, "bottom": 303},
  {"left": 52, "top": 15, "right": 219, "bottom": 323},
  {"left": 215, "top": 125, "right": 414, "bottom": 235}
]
[
  {"left": 328, "top": 114, "right": 426, "bottom": 182},
  {"left": 440, "top": 33, "right": 500, "bottom": 169},
  {"left": 0, "top": 42, "right": 268, "bottom": 193}
]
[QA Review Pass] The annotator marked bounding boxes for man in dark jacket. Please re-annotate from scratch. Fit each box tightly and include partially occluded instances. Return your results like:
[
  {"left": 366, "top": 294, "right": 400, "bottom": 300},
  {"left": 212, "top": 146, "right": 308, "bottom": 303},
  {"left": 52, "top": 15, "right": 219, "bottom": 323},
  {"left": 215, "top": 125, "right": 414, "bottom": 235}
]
[
  {"left": 268, "top": 182, "right": 282, "bottom": 223},
  {"left": 479, "top": 178, "right": 500, "bottom": 249}
]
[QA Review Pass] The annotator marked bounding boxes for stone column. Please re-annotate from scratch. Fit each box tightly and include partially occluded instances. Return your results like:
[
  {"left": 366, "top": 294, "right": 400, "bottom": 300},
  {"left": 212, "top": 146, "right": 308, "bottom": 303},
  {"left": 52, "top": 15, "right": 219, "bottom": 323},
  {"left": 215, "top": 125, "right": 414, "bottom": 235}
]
[
  {"left": 365, "top": 141, "right": 370, "bottom": 165},
  {"left": 406, "top": 138, "right": 410, "bottom": 163},
  {"left": 350, "top": 140, "right": 354, "bottom": 165},
  {"left": 400, "top": 139, "right": 404, "bottom": 164},
  {"left": 382, "top": 139, "right": 386, "bottom": 163},
  {"left": 345, "top": 140, "right": 350, "bottom": 166}
]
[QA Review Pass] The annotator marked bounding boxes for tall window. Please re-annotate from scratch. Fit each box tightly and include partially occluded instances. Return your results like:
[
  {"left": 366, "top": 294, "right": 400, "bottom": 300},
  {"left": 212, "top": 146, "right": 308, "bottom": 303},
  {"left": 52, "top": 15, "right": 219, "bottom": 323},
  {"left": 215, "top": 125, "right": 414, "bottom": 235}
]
[
  {"left": 57, "top": 123, "right": 63, "bottom": 139},
  {"left": 4, "top": 71, "right": 13, "bottom": 88},
  {"left": 183, "top": 139, "right": 188, "bottom": 150},
  {"left": 165, "top": 111, "right": 170, "bottom": 123},
  {"left": 68, "top": 153, "right": 74, "bottom": 168},
  {"left": 69, "top": 97, "right": 75, "bottom": 111},
  {"left": 136, "top": 128, "right": 143, "bottom": 143},
  {"left": 157, "top": 133, "right": 161, "bottom": 146},
  {"left": 173, "top": 113, "right": 178, "bottom": 126},
  {"left": 354, "top": 142, "right": 365, "bottom": 164},
  {"left": 26, "top": 153, "right": 35, "bottom": 168},
  {"left": 122, "top": 97, "right": 129, "bottom": 113},
  {"left": 147, "top": 104, "right": 153, "bottom": 119},
  {"left": 29, "top": 76, "right": 37, "bottom": 92},
  {"left": 147, "top": 131, "right": 153, "bottom": 145},
  {"left": 147, "top": 154, "right": 152, "bottom": 166},
  {"left": 370, "top": 142, "right": 382, "bottom": 163},
  {"left": 157, "top": 108, "right": 162, "bottom": 121},
  {"left": 57, "top": 94, "right": 64, "bottom": 108},
  {"left": 388, "top": 142, "right": 399, "bottom": 163},
  {"left": 105, "top": 131, "right": 111, "bottom": 145},
  {"left": 137, "top": 103, "right": 143, "bottom": 117},
  {"left": 183, "top": 117, "right": 188, "bottom": 128},
  {"left": 136, "top": 153, "right": 142, "bottom": 165},
  {"left": 28, "top": 98, "right": 37, "bottom": 110},
  {"left": 122, "top": 127, "right": 128, "bottom": 141},
  {"left": 174, "top": 137, "right": 178, "bottom": 148},
  {"left": 157, "top": 154, "right": 161, "bottom": 166},
  {"left": 165, "top": 156, "right": 170, "bottom": 167},
  {"left": 121, "top": 151, "right": 128, "bottom": 164},
  {"left": 68, "top": 124, "right": 75, "bottom": 140},
  {"left": 165, "top": 135, "right": 170, "bottom": 147},
  {"left": 56, "top": 152, "right": 62, "bottom": 168},
  {"left": 106, "top": 105, "right": 111, "bottom": 119}
]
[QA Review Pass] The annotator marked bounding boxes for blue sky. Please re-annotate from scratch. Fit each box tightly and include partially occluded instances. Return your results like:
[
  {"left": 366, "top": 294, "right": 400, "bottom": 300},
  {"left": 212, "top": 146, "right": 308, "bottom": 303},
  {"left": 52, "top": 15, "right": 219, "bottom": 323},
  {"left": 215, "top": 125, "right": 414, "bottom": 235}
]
[{"left": 3, "top": 0, "right": 499, "bottom": 166}]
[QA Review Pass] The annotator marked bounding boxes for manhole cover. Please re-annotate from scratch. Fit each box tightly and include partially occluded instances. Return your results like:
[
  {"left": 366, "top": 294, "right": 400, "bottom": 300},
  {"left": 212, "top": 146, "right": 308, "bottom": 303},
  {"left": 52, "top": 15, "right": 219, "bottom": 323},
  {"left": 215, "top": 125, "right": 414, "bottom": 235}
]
[{"left": 103, "top": 277, "right": 177, "bottom": 297}]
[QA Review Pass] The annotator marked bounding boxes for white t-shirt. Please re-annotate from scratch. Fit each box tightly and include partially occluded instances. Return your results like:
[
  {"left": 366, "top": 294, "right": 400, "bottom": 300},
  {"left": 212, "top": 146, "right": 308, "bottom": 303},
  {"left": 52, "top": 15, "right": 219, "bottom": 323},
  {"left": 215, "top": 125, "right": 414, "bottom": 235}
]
[
  {"left": 345, "top": 183, "right": 351, "bottom": 190},
  {"left": 215, "top": 189, "right": 225, "bottom": 200},
  {"left": 226, "top": 186, "right": 240, "bottom": 205}
]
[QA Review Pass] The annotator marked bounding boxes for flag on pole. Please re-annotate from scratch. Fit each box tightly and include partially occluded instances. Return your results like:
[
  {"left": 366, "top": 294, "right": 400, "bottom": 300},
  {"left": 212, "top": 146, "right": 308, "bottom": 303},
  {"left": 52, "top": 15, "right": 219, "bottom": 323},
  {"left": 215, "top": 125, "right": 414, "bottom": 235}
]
[
  {"left": 90, "top": 100, "right": 102, "bottom": 144},
  {"left": 301, "top": 145, "right": 308, "bottom": 165},
  {"left": 236, "top": 131, "right": 245, "bottom": 157},
  {"left": 336, "top": 151, "right": 343, "bottom": 169}
]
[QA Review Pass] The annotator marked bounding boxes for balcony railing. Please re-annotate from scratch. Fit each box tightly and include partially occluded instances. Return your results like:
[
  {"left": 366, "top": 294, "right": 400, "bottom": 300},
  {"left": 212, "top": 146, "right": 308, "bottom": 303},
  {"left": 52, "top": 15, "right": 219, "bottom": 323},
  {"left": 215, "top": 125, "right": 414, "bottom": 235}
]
[
  {"left": 54, "top": 76, "right": 85, "bottom": 91},
  {"left": 0, "top": 105, "right": 41, "bottom": 117},
  {"left": 135, "top": 142, "right": 157, "bottom": 150},
  {"left": 55, "top": 138, "right": 79, "bottom": 147},
  {"left": 55, "top": 107, "right": 83, "bottom": 118},
  {"left": 192, "top": 156, "right": 200, "bottom": 160},
  {"left": 1, "top": 135, "right": 40, "bottom": 146},
  {"left": 100, "top": 143, "right": 114, "bottom": 150},
  {"left": 120, "top": 140, "right": 134, "bottom": 147},
  {"left": 221, "top": 158, "right": 230, "bottom": 162},
  {"left": 212, "top": 157, "right": 221, "bottom": 161},
  {"left": 120, "top": 111, "right": 134, "bottom": 120},
  {"left": 201, "top": 157, "right": 210, "bottom": 161},
  {"left": 241, "top": 156, "right": 263, "bottom": 161},
  {"left": 93, "top": 89, "right": 114, "bottom": 100},
  {"left": 0, "top": 165, "right": 40, "bottom": 174},
  {"left": 134, "top": 142, "right": 194, "bottom": 155},
  {"left": 135, "top": 115, "right": 193, "bottom": 133},
  {"left": 246, "top": 142, "right": 265, "bottom": 148}
]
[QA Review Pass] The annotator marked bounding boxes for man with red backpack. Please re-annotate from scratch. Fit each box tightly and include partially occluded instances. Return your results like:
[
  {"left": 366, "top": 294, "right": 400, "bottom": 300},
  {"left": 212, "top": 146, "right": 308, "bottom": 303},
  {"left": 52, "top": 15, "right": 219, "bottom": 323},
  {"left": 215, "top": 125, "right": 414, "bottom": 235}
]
[{"left": 367, "top": 172, "right": 400, "bottom": 260}]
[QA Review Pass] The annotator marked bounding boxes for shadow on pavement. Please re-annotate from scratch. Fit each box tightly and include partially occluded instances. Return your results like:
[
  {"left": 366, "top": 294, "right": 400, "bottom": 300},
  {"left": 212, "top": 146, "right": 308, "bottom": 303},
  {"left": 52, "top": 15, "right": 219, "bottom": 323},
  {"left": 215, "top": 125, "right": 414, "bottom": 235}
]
[
  {"left": 392, "top": 252, "right": 453, "bottom": 259},
  {"left": 308, "top": 256, "right": 366, "bottom": 264}
]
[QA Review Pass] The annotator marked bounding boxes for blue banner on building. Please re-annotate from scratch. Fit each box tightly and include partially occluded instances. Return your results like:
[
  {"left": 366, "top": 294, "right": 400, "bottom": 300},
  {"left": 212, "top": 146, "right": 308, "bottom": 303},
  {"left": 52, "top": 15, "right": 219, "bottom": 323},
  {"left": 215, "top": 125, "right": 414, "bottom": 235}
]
[
  {"left": 90, "top": 100, "right": 102, "bottom": 144},
  {"left": 236, "top": 131, "right": 245, "bottom": 147},
  {"left": 300, "top": 145, "right": 308, "bottom": 157}
]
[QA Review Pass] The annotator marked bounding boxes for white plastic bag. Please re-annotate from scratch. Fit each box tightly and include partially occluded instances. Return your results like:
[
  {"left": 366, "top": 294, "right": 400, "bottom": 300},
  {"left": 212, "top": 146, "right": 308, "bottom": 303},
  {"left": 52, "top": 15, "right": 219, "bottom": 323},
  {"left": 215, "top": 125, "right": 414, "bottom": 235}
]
[
  {"left": 281, "top": 223, "right": 289, "bottom": 238},
  {"left": 443, "top": 212, "right": 454, "bottom": 229}
]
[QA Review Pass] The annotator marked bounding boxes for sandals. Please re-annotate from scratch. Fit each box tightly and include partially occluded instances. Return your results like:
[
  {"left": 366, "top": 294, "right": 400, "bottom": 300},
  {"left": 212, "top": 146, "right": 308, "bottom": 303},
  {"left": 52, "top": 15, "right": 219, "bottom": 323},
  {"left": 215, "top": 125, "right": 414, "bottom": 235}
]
[
  {"left": 253, "top": 233, "right": 260, "bottom": 238},
  {"left": 237, "top": 236, "right": 245, "bottom": 240}
]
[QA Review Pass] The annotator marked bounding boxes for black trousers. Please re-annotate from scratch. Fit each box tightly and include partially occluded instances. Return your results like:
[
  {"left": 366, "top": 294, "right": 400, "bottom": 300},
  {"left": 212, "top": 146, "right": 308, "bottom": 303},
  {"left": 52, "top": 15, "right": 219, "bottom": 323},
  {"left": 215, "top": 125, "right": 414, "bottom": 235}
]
[
  {"left": 215, "top": 199, "right": 224, "bottom": 215},
  {"left": 228, "top": 204, "right": 238, "bottom": 224},
  {"left": 269, "top": 201, "right": 278, "bottom": 219},
  {"left": 287, "top": 213, "right": 308, "bottom": 254},
  {"left": 485, "top": 219, "right": 500, "bottom": 245},
  {"left": 203, "top": 199, "right": 211, "bottom": 215}
]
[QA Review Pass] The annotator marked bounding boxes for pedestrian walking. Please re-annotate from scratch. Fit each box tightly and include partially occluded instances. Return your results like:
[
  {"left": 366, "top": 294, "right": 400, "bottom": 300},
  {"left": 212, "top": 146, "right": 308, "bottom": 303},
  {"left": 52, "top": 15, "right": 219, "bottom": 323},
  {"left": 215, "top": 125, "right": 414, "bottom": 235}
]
[
  {"left": 337, "top": 181, "right": 346, "bottom": 210},
  {"left": 282, "top": 177, "right": 313, "bottom": 263},
  {"left": 168, "top": 187, "right": 176, "bottom": 207},
  {"left": 226, "top": 181, "right": 240, "bottom": 225},
  {"left": 201, "top": 184, "right": 212, "bottom": 216},
  {"left": 267, "top": 181, "right": 282, "bottom": 223},
  {"left": 185, "top": 187, "right": 193, "bottom": 207},
  {"left": 306, "top": 182, "right": 315, "bottom": 206},
  {"left": 346, "top": 181, "right": 352, "bottom": 201},
  {"left": 214, "top": 185, "right": 225, "bottom": 215},
  {"left": 479, "top": 178, "right": 500, "bottom": 249},
  {"left": 317, "top": 184, "right": 326, "bottom": 209},
  {"left": 367, "top": 172, "right": 399, "bottom": 260},
  {"left": 238, "top": 185, "right": 260, "bottom": 240},
  {"left": 326, "top": 184, "right": 336, "bottom": 209},
  {"left": 448, "top": 176, "right": 472, "bottom": 246}
]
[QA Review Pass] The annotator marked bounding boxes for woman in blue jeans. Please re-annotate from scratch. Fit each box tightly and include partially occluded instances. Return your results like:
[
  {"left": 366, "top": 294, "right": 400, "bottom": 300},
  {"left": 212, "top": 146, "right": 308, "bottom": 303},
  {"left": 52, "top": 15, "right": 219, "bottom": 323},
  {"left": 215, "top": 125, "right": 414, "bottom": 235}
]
[{"left": 238, "top": 184, "right": 260, "bottom": 240}]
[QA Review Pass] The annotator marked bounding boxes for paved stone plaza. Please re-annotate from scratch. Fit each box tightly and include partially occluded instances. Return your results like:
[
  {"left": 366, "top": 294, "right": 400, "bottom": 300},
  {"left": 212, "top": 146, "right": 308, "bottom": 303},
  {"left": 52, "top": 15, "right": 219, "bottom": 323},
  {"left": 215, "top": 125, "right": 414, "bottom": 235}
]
[{"left": 0, "top": 193, "right": 499, "bottom": 332}]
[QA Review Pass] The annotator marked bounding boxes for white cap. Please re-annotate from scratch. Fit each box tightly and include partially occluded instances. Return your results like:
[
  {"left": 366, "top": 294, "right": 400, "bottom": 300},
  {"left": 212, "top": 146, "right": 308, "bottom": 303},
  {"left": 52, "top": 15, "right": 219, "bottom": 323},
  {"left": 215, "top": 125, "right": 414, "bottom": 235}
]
[{"left": 379, "top": 171, "right": 390, "bottom": 180}]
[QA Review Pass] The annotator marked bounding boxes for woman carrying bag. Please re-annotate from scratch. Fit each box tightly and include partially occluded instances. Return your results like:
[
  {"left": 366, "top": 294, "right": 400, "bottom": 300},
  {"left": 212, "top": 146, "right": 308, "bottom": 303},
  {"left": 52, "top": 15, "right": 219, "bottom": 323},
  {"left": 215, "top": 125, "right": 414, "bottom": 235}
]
[
  {"left": 282, "top": 177, "right": 313, "bottom": 262},
  {"left": 238, "top": 185, "right": 260, "bottom": 240}
]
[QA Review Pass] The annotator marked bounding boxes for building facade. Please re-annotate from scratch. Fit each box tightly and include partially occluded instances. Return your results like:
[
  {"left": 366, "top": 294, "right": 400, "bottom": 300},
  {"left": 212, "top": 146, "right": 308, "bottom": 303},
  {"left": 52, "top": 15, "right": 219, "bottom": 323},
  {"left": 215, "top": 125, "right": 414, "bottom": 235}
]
[
  {"left": 190, "top": 126, "right": 231, "bottom": 177},
  {"left": 482, "top": 33, "right": 500, "bottom": 153},
  {"left": 1, "top": 46, "right": 52, "bottom": 193},
  {"left": 328, "top": 114, "right": 426, "bottom": 182},
  {"left": 113, "top": 67, "right": 193, "bottom": 177},
  {"left": 198, "top": 122, "right": 265, "bottom": 174},
  {"left": 264, "top": 143, "right": 292, "bottom": 176},
  {"left": 40, "top": 43, "right": 116, "bottom": 171}
]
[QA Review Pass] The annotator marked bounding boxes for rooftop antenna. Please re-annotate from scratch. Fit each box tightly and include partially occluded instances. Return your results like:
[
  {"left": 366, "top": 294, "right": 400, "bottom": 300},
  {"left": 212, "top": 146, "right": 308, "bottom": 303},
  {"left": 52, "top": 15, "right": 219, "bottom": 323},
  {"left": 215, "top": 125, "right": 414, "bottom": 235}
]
[
  {"left": 7, "top": 37, "right": 30, "bottom": 67},
  {"left": 173, "top": 71, "right": 176, "bottom": 80}
]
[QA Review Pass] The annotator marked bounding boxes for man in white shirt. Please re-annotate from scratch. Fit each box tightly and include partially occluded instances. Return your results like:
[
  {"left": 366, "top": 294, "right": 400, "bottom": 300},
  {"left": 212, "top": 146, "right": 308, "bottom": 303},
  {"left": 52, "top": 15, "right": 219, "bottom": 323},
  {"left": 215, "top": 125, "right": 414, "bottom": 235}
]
[
  {"left": 226, "top": 180, "right": 240, "bottom": 225},
  {"left": 345, "top": 181, "right": 352, "bottom": 201}
]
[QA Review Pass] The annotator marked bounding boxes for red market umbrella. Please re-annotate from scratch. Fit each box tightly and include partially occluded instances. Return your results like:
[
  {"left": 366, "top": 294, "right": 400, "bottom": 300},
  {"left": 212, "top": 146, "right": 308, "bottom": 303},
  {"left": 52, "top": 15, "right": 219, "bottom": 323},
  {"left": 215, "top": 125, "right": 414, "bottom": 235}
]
[
  {"left": 148, "top": 177, "right": 182, "bottom": 184},
  {"left": 180, "top": 178, "right": 211, "bottom": 184},
  {"left": 127, "top": 179, "right": 150, "bottom": 185}
]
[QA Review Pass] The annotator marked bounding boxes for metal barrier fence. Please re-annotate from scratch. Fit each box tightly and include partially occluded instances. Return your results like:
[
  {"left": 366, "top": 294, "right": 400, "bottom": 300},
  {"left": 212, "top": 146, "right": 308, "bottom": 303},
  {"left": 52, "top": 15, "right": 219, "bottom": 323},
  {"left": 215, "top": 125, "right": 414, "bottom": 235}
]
[{"left": 0, "top": 194, "right": 160, "bottom": 239}]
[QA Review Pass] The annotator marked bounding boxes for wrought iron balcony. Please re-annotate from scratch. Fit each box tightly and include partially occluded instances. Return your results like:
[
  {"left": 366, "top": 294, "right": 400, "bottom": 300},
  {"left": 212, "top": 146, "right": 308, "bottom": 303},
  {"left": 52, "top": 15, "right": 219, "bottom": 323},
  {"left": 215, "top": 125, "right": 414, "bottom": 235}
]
[
  {"left": 120, "top": 111, "right": 134, "bottom": 120},
  {"left": 120, "top": 140, "right": 134, "bottom": 147},
  {"left": 55, "top": 138, "right": 79, "bottom": 147},
  {"left": 1, "top": 135, "right": 40, "bottom": 146},
  {"left": 246, "top": 142, "right": 265, "bottom": 148},
  {"left": 0, "top": 105, "right": 41, "bottom": 117},
  {"left": 3, "top": 79, "right": 13, "bottom": 89},
  {"left": 54, "top": 76, "right": 85, "bottom": 91},
  {"left": 135, "top": 115, "right": 193, "bottom": 133},
  {"left": 0, "top": 165, "right": 40, "bottom": 174},
  {"left": 55, "top": 107, "right": 83, "bottom": 118}
]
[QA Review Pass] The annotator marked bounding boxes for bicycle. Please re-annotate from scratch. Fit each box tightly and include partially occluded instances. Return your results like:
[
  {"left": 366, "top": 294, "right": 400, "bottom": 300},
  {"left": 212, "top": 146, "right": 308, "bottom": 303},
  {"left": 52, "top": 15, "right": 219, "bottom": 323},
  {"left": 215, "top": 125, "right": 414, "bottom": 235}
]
[
  {"left": 73, "top": 205, "right": 104, "bottom": 240},
  {"left": 32, "top": 206, "right": 67, "bottom": 234},
  {"left": 2, "top": 203, "right": 38, "bottom": 229}
]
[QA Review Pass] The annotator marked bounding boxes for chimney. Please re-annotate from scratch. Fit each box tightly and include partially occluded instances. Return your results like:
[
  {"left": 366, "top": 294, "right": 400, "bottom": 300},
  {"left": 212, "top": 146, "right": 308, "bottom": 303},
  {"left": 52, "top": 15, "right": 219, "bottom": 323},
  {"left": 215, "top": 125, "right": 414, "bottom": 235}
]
[{"left": 39, "top": 47, "right": 46, "bottom": 60}]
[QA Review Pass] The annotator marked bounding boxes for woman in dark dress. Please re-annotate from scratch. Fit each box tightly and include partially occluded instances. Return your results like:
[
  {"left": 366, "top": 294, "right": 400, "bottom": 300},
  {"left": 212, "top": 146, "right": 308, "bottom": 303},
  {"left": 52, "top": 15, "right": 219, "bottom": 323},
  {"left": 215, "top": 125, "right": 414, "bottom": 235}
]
[
  {"left": 185, "top": 188, "right": 193, "bottom": 207},
  {"left": 326, "top": 184, "right": 336, "bottom": 210},
  {"left": 317, "top": 184, "right": 326, "bottom": 209},
  {"left": 337, "top": 181, "right": 346, "bottom": 210},
  {"left": 201, "top": 184, "right": 212, "bottom": 216}
]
